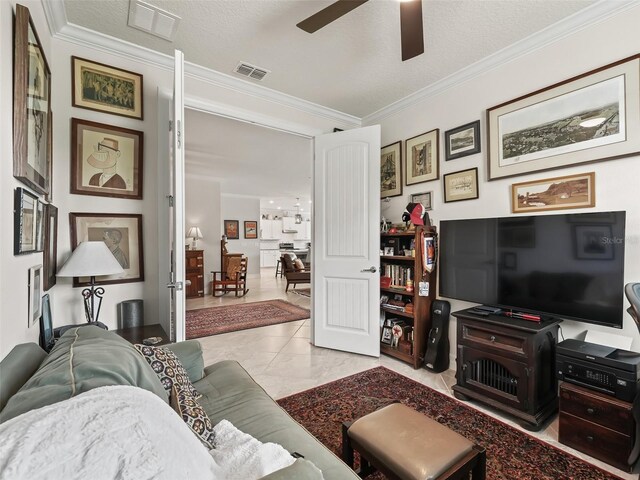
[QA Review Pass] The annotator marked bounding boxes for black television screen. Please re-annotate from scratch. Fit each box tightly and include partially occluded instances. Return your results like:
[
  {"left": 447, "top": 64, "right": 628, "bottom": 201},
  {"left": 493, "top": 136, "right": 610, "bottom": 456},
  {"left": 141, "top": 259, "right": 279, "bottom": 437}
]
[{"left": 439, "top": 211, "right": 626, "bottom": 328}]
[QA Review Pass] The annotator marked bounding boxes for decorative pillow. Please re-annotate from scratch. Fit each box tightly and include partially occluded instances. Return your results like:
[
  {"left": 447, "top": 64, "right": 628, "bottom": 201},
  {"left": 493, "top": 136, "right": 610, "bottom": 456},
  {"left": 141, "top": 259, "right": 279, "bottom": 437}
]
[
  {"left": 134, "top": 344, "right": 201, "bottom": 399},
  {"left": 294, "top": 259, "right": 305, "bottom": 271},
  {"left": 170, "top": 386, "right": 216, "bottom": 449}
]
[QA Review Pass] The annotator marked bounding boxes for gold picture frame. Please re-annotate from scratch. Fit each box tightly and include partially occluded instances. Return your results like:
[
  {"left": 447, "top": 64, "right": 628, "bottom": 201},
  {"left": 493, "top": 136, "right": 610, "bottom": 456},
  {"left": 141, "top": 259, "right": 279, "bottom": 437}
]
[
  {"left": 405, "top": 129, "right": 439, "bottom": 185},
  {"left": 511, "top": 172, "right": 595, "bottom": 214},
  {"left": 381, "top": 141, "right": 402, "bottom": 198},
  {"left": 72, "top": 56, "right": 144, "bottom": 120},
  {"left": 443, "top": 168, "right": 479, "bottom": 203}
]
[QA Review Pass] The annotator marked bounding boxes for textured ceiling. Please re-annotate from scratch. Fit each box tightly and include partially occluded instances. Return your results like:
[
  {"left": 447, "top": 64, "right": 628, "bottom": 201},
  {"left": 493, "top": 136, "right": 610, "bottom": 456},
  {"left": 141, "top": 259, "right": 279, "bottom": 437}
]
[{"left": 63, "top": 0, "right": 596, "bottom": 117}]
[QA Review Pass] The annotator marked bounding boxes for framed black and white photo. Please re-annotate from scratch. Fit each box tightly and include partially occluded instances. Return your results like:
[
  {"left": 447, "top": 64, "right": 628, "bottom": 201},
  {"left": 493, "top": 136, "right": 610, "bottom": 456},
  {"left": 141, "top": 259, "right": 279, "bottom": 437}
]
[
  {"left": 28, "top": 265, "right": 42, "bottom": 327},
  {"left": 14, "top": 187, "right": 44, "bottom": 255},
  {"left": 381, "top": 141, "right": 402, "bottom": 198},
  {"left": 405, "top": 129, "right": 439, "bottom": 185},
  {"left": 410, "top": 191, "right": 433, "bottom": 211},
  {"left": 445, "top": 121, "right": 480, "bottom": 161},
  {"left": 43, "top": 203, "right": 58, "bottom": 290},
  {"left": 488, "top": 54, "right": 640, "bottom": 180},
  {"left": 443, "top": 168, "right": 479, "bottom": 203}
]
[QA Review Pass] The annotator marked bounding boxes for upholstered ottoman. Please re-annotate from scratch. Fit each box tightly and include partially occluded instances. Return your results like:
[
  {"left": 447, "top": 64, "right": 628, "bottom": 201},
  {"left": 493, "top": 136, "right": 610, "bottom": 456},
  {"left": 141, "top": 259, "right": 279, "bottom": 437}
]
[{"left": 342, "top": 403, "right": 486, "bottom": 480}]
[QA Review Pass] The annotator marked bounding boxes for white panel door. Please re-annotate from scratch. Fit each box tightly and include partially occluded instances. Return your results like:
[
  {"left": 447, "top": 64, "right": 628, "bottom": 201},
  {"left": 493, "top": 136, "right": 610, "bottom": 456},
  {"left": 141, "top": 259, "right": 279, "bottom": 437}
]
[{"left": 313, "top": 125, "right": 381, "bottom": 357}]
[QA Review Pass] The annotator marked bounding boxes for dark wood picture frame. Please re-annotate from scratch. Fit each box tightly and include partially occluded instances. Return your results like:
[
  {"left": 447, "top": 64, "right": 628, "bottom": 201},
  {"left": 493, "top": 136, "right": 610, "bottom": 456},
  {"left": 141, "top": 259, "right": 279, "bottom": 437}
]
[
  {"left": 224, "top": 220, "right": 240, "bottom": 239},
  {"left": 13, "top": 4, "right": 52, "bottom": 196},
  {"left": 244, "top": 221, "right": 258, "bottom": 239},
  {"left": 445, "top": 120, "right": 481, "bottom": 161},
  {"left": 69, "top": 212, "right": 144, "bottom": 287},
  {"left": 381, "top": 141, "right": 403, "bottom": 198},
  {"left": 405, "top": 129, "right": 439, "bottom": 185},
  {"left": 72, "top": 56, "right": 144, "bottom": 120},
  {"left": 443, "top": 167, "right": 479, "bottom": 203},
  {"left": 43, "top": 203, "right": 58, "bottom": 290},
  {"left": 14, "top": 187, "right": 44, "bottom": 255},
  {"left": 70, "top": 118, "right": 144, "bottom": 199}
]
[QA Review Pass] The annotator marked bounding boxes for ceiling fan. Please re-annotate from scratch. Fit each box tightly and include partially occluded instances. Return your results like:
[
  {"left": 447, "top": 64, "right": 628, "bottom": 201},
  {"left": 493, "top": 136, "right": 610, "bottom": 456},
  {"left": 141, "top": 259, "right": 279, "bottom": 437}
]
[{"left": 296, "top": 0, "right": 424, "bottom": 61}]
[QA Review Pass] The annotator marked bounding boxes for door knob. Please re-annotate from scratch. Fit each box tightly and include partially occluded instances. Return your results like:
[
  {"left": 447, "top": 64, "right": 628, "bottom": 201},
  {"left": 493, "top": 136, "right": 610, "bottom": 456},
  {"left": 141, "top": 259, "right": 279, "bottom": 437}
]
[{"left": 361, "top": 266, "right": 377, "bottom": 273}]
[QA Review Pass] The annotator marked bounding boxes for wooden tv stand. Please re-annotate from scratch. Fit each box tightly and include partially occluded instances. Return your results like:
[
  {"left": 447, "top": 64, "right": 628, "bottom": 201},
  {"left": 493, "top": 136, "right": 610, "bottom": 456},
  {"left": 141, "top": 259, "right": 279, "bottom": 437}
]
[{"left": 452, "top": 308, "right": 562, "bottom": 431}]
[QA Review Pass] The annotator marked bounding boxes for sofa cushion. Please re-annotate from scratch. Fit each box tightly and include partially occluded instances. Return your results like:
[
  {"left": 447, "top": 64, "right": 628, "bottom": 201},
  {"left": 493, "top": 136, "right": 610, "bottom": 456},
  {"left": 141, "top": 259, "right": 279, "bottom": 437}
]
[
  {"left": 164, "top": 340, "right": 204, "bottom": 382},
  {"left": 194, "top": 360, "right": 359, "bottom": 479},
  {"left": 0, "top": 326, "right": 167, "bottom": 423},
  {"left": 0, "top": 343, "right": 47, "bottom": 412},
  {"left": 134, "top": 344, "right": 201, "bottom": 398},
  {"left": 170, "top": 386, "right": 217, "bottom": 449}
]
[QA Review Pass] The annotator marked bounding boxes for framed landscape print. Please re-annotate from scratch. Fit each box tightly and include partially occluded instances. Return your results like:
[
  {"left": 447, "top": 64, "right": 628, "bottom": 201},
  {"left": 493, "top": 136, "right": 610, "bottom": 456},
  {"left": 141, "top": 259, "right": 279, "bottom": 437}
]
[
  {"left": 244, "top": 221, "right": 258, "bottom": 239},
  {"left": 14, "top": 187, "right": 44, "bottom": 255},
  {"left": 488, "top": 54, "right": 640, "bottom": 180},
  {"left": 443, "top": 168, "right": 479, "bottom": 203},
  {"left": 512, "top": 172, "right": 595, "bottom": 214},
  {"left": 71, "top": 118, "right": 143, "bottom": 199},
  {"left": 43, "top": 203, "right": 58, "bottom": 291},
  {"left": 410, "top": 191, "right": 433, "bottom": 211},
  {"left": 405, "top": 129, "right": 439, "bottom": 185},
  {"left": 224, "top": 220, "right": 240, "bottom": 239},
  {"left": 381, "top": 142, "right": 402, "bottom": 198},
  {"left": 70, "top": 213, "right": 144, "bottom": 286},
  {"left": 445, "top": 121, "right": 480, "bottom": 161},
  {"left": 13, "top": 4, "right": 52, "bottom": 196},
  {"left": 72, "top": 56, "right": 143, "bottom": 120}
]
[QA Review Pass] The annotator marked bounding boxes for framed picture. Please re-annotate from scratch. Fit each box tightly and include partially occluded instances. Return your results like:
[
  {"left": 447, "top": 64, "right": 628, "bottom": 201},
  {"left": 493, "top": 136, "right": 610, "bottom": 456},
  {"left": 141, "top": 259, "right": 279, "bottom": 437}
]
[
  {"left": 405, "top": 129, "right": 439, "bottom": 185},
  {"left": 381, "top": 325, "right": 393, "bottom": 345},
  {"left": 28, "top": 265, "right": 42, "bottom": 327},
  {"left": 380, "top": 141, "right": 402, "bottom": 198},
  {"left": 244, "top": 221, "right": 258, "bottom": 239},
  {"left": 14, "top": 188, "right": 44, "bottom": 255},
  {"left": 487, "top": 54, "right": 640, "bottom": 180},
  {"left": 224, "top": 220, "right": 240, "bottom": 239},
  {"left": 69, "top": 213, "right": 144, "bottom": 286},
  {"left": 511, "top": 172, "right": 595, "bottom": 214},
  {"left": 445, "top": 121, "right": 480, "bottom": 161},
  {"left": 410, "top": 191, "right": 433, "bottom": 211},
  {"left": 574, "top": 225, "right": 614, "bottom": 260},
  {"left": 72, "top": 56, "right": 143, "bottom": 120},
  {"left": 43, "top": 203, "right": 58, "bottom": 291},
  {"left": 71, "top": 118, "right": 144, "bottom": 199},
  {"left": 443, "top": 167, "right": 479, "bottom": 203},
  {"left": 13, "top": 4, "right": 52, "bottom": 196}
]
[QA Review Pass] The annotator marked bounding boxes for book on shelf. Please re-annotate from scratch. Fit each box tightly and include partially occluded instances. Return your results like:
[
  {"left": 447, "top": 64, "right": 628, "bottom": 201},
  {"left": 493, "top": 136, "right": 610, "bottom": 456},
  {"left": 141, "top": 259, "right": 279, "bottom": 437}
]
[{"left": 382, "top": 264, "right": 413, "bottom": 288}]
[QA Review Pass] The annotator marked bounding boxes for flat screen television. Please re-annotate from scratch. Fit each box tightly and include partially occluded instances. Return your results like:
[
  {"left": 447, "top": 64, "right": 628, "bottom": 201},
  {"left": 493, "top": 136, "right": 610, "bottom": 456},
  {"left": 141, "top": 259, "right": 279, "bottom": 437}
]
[{"left": 439, "top": 211, "right": 626, "bottom": 328}]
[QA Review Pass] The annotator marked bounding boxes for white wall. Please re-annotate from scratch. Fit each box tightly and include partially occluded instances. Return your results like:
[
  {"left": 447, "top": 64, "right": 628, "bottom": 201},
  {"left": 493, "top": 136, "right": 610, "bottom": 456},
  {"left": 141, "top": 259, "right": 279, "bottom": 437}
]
[
  {"left": 185, "top": 174, "right": 221, "bottom": 293},
  {"left": 366, "top": 7, "right": 640, "bottom": 352},
  {"left": 221, "top": 195, "right": 261, "bottom": 274}
]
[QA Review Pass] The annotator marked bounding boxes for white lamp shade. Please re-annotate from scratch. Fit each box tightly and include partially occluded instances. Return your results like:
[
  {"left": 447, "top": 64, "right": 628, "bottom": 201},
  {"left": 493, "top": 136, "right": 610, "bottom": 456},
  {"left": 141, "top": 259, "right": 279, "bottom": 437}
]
[
  {"left": 57, "top": 241, "right": 125, "bottom": 277},
  {"left": 187, "top": 227, "right": 203, "bottom": 239}
]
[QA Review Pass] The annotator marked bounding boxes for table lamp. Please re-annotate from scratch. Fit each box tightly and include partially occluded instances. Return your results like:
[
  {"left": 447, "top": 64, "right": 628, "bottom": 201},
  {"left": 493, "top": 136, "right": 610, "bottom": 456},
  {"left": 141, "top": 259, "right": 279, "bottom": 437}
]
[
  {"left": 57, "top": 241, "right": 124, "bottom": 329},
  {"left": 187, "top": 226, "right": 203, "bottom": 249}
]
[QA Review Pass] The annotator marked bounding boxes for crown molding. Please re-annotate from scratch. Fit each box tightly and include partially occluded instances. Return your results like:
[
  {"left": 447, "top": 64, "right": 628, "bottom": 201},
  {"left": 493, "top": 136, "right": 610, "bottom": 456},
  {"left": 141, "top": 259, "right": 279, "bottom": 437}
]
[
  {"left": 363, "top": 0, "right": 640, "bottom": 124},
  {"left": 42, "top": 0, "right": 361, "bottom": 129}
]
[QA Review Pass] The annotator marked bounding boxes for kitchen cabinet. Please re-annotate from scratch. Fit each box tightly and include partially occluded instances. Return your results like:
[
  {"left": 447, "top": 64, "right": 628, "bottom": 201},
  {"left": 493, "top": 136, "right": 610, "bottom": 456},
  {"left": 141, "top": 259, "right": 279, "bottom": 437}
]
[
  {"left": 260, "top": 250, "right": 279, "bottom": 268},
  {"left": 294, "top": 221, "right": 311, "bottom": 240},
  {"left": 281, "top": 217, "right": 299, "bottom": 233},
  {"left": 260, "top": 219, "right": 282, "bottom": 240}
]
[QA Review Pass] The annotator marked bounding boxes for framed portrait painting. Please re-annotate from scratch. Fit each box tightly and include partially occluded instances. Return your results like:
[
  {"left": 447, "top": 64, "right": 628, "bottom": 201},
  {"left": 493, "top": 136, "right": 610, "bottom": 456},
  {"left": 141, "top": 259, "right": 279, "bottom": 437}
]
[
  {"left": 244, "top": 221, "right": 258, "bottom": 239},
  {"left": 224, "top": 220, "right": 240, "bottom": 239},
  {"left": 405, "top": 129, "right": 439, "bottom": 185},
  {"left": 488, "top": 54, "right": 640, "bottom": 180},
  {"left": 445, "top": 121, "right": 480, "bottom": 161},
  {"left": 71, "top": 118, "right": 143, "bottom": 199},
  {"left": 69, "top": 213, "right": 144, "bottom": 286},
  {"left": 13, "top": 4, "right": 52, "bottom": 196},
  {"left": 380, "top": 141, "right": 402, "bottom": 198},
  {"left": 443, "top": 167, "right": 479, "bottom": 203},
  {"left": 72, "top": 56, "right": 144, "bottom": 120}
]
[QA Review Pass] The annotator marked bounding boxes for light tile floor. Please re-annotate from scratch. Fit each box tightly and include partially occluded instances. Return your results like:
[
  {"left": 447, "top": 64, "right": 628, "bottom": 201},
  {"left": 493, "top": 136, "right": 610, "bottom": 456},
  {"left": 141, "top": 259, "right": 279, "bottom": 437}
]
[{"left": 187, "top": 269, "right": 637, "bottom": 479}]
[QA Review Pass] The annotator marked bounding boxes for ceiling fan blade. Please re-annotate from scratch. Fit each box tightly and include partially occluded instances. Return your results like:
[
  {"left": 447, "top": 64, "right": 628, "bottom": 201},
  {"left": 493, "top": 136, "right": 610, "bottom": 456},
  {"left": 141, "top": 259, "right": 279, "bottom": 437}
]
[
  {"left": 297, "top": 0, "right": 369, "bottom": 33},
  {"left": 400, "top": 0, "right": 424, "bottom": 61}
]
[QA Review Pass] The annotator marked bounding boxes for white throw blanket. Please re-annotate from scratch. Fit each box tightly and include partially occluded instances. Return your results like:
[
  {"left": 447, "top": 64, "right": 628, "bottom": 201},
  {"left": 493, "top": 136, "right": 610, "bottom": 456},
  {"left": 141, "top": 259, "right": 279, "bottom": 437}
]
[{"left": 0, "top": 386, "right": 296, "bottom": 480}]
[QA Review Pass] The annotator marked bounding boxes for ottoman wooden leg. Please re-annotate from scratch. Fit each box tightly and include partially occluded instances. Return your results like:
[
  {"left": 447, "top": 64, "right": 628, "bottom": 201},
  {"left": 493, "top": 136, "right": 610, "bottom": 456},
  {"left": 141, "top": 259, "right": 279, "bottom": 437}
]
[
  {"left": 472, "top": 446, "right": 486, "bottom": 480},
  {"left": 341, "top": 422, "right": 354, "bottom": 469}
]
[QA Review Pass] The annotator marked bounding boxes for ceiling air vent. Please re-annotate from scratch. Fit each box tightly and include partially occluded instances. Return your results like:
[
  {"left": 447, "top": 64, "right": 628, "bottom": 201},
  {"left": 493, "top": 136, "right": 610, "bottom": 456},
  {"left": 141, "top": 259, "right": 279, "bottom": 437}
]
[
  {"left": 128, "top": 0, "right": 181, "bottom": 41},
  {"left": 234, "top": 62, "right": 270, "bottom": 81}
]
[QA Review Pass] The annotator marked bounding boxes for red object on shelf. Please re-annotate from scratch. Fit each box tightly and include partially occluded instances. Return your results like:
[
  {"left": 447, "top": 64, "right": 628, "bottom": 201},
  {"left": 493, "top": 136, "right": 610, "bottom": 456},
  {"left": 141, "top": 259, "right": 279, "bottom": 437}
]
[
  {"left": 380, "top": 276, "right": 392, "bottom": 288},
  {"left": 505, "top": 311, "right": 541, "bottom": 323}
]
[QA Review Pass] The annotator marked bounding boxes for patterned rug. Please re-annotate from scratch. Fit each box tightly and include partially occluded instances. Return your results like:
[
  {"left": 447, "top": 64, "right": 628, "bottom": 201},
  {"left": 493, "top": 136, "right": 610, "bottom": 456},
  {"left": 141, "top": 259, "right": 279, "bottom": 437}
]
[
  {"left": 277, "top": 367, "right": 622, "bottom": 480},
  {"left": 186, "top": 300, "right": 309, "bottom": 339}
]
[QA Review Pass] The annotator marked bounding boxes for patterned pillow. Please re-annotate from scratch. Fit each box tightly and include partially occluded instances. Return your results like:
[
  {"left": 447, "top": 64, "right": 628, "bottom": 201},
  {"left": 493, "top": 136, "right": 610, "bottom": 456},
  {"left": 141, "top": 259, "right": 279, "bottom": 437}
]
[
  {"left": 134, "top": 344, "right": 201, "bottom": 399},
  {"left": 170, "top": 386, "right": 216, "bottom": 449},
  {"left": 294, "top": 258, "right": 305, "bottom": 271}
]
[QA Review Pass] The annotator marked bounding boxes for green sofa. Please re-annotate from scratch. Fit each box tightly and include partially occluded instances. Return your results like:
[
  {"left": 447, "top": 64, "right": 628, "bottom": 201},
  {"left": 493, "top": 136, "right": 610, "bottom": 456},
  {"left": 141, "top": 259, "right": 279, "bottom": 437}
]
[{"left": 0, "top": 326, "right": 358, "bottom": 479}]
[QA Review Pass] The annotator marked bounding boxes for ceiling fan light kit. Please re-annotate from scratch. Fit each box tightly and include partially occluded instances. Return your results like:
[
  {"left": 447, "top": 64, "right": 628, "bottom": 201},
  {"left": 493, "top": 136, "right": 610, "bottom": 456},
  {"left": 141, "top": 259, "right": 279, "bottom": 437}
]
[{"left": 297, "top": 0, "right": 425, "bottom": 61}]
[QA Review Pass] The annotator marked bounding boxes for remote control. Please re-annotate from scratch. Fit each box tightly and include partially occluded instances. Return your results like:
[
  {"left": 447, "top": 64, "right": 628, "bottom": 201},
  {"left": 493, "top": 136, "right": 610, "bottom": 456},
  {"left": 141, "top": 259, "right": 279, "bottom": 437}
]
[{"left": 143, "top": 336, "right": 163, "bottom": 345}]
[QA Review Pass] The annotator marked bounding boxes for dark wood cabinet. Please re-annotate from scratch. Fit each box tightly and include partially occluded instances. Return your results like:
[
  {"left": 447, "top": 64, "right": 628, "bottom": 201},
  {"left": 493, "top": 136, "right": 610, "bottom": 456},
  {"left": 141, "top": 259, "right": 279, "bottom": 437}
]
[
  {"left": 379, "top": 226, "right": 438, "bottom": 369},
  {"left": 452, "top": 309, "right": 561, "bottom": 430},
  {"left": 186, "top": 249, "right": 204, "bottom": 298},
  {"left": 559, "top": 381, "right": 638, "bottom": 472}
]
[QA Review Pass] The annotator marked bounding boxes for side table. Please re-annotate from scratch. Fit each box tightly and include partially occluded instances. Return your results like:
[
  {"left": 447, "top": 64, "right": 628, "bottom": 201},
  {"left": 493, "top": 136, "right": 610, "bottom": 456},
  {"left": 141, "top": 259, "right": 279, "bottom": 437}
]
[{"left": 112, "top": 323, "right": 170, "bottom": 346}]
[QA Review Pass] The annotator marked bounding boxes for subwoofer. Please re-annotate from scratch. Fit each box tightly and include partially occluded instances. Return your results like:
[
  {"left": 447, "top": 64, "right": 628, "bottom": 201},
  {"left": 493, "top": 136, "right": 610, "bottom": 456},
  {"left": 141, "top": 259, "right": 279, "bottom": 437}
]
[
  {"left": 118, "top": 299, "right": 144, "bottom": 329},
  {"left": 424, "top": 300, "right": 450, "bottom": 373}
]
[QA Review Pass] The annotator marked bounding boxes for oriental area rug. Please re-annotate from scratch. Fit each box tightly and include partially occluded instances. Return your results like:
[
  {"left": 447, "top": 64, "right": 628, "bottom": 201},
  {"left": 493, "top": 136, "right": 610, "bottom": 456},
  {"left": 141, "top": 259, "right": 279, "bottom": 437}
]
[
  {"left": 186, "top": 300, "right": 309, "bottom": 339},
  {"left": 277, "top": 367, "right": 622, "bottom": 480}
]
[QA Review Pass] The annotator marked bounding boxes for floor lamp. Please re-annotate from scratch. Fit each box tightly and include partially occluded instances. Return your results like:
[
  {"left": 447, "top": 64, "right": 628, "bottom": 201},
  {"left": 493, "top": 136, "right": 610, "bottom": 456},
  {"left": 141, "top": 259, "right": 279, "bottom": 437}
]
[{"left": 57, "top": 241, "right": 124, "bottom": 329}]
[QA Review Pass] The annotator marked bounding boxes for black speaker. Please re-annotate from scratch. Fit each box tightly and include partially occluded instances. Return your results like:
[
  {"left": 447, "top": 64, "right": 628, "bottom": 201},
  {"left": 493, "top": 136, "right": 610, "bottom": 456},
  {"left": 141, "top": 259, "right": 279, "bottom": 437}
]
[
  {"left": 118, "top": 299, "right": 144, "bottom": 329},
  {"left": 424, "top": 300, "right": 450, "bottom": 373}
]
